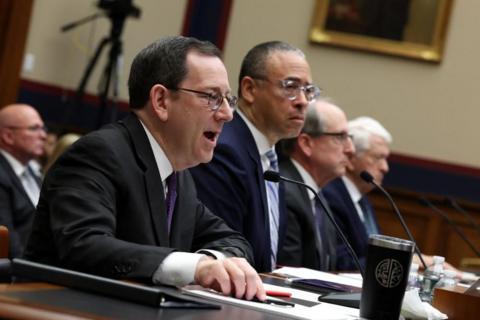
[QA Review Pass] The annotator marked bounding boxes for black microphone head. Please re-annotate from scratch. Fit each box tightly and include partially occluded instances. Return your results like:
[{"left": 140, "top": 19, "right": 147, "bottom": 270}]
[
  {"left": 418, "top": 197, "right": 430, "bottom": 207},
  {"left": 360, "top": 171, "right": 374, "bottom": 183},
  {"left": 264, "top": 170, "right": 281, "bottom": 182},
  {"left": 444, "top": 196, "right": 455, "bottom": 206}
]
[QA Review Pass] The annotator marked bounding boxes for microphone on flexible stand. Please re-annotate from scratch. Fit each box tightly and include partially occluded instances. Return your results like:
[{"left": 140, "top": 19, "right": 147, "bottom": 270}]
[
  {"left": 446, "top": 197, "right": 480, "bottom": 237},
  {"left": 359, "top": 171, "right": 428, "bottom": 270},
  {"left": 420, "top": 197, "right": 480, "bottom": 257},
  {"left": 264, "top": 170, "right": 365, "bottom": 278}
]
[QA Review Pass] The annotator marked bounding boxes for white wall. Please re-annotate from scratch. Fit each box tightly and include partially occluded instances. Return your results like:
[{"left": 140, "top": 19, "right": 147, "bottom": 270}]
[{"left": 23, "top": 0, "right": 480, "bottom": 169}]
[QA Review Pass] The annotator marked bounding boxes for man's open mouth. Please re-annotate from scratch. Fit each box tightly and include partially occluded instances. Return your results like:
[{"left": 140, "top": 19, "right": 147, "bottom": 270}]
[{"left": 204, "top": 131, "right": 217, "bottom": 141}]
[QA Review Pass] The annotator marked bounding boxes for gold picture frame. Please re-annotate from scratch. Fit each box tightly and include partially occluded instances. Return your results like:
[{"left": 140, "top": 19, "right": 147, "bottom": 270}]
[{"left": 309, "top": 0, "right": 454, "bottom": 63}]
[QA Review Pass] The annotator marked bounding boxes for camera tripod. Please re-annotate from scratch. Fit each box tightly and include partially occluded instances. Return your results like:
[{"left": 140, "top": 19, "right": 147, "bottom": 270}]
[{"left": 61, "top": 1, "right": 140, "bottom": 129}]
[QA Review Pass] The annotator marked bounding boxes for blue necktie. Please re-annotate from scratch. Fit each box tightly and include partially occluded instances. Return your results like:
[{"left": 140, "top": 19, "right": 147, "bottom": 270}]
[
  {"left": 358, "top": 197, "right": 379, "bottom": 235},
  {"left": 166, "top": 173, "right": 177, "bottom": 234},
  {"left": 265, "top": 150, "right": 279, "bottom": 270}
]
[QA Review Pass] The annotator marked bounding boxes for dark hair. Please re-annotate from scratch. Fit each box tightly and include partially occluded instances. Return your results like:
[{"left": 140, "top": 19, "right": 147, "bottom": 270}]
[
  {"left": 237, "top": 41, "right": 305, "bottom": 97},
  {"left": 128, "top": 36, "right": 222, "bottom": 109}
]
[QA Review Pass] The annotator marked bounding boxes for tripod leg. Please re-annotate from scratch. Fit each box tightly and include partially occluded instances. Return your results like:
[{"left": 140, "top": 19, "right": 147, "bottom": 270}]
[
  {"left": 77, "top": 37, "right": 110, "bottom": 100},
  {"left": 64, "top": 37, "right": 110, "bottom": 127},
  {"left": 96, "top": 37, "right": 122, "bottom": 128}
]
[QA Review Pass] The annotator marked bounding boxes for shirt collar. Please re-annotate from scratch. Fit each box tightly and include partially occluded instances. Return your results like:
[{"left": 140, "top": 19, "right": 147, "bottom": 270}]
[
  {"left": 291, "top": 158, "right": 320, "bottom": 201},
  {"left": 236, "top": 110, "right": 271, "bottom": 154},
  {"left": 342, "top": 176, "right": 362, "bottom": 203},
  {"left": 139, "top": 121, "right": 173, "bottom": 184},
  {"left": 0, "top": 149, "right": 28, "bottom": 177}
]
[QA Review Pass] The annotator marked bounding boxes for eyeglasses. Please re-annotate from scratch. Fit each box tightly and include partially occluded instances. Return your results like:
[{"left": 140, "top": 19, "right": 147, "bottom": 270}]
[
  {"left": 320, "top": 131, "right": 353, "bottom": 144},
  {"left": 5, "top": 125, "right": 48, "bottom": 133},
  {"left": 171, "top": 87, "right": 238, "bottom": 112},
  {"left": 254, "top": 78, "right": 321, "bottom": 102}
]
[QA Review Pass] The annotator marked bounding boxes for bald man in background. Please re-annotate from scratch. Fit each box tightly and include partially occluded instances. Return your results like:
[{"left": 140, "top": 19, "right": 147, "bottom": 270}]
[{"left": 0, "top": 104, "right": 46, "bottom": 257}]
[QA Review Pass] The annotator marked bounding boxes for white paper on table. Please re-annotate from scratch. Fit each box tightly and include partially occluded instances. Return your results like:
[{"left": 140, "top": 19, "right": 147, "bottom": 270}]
[
  {"left": 183, "top": 283, "right": 359, "bottom": 320},
  {"left": 274, "top": 266, "right": 363, "bottom": 288}
]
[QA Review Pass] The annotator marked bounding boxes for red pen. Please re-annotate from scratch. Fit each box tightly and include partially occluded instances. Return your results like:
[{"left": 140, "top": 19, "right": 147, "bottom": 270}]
[{"left": 266, "top": 290, "right": 292, "bottom": 298}]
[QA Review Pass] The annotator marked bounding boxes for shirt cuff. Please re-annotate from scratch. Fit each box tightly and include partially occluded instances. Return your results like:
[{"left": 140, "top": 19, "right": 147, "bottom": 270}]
[
  {"left": 152, "top": 252, "right": 204, "bottom": 287},
  {"left": 196, "top": 249, "right": 227, "bottom": 260}
]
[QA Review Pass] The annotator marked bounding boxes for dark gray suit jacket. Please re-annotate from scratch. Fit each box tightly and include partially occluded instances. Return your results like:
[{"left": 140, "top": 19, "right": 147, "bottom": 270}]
[
  {"left": 24, "top": 113, "right": 253, "bottom": 282},
  {"left": 0, "top": 153, "right": 36, "bottom": 258},
  {"left": 277, "top": 159, "right": 337, "bottom": 271}
]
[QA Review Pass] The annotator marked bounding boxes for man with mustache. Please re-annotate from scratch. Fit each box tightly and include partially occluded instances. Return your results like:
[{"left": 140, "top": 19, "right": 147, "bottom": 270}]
[
  {"left": 191, "top": 41, "right": 320, "bottom": 272},
  {"left": 277, "top": 99, "right": 355, "bottom": 271},
  {"left": 24, "top": 36, "right": 265, "bottom": 300}
]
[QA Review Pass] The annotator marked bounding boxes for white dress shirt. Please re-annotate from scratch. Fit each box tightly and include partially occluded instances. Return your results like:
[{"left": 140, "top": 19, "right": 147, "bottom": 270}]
[
  {"left": 139, "top": 122, "right": 224, "bottom": 287},
  {"left": 0, "top": 149, "right": 41, "bottom": 206}
]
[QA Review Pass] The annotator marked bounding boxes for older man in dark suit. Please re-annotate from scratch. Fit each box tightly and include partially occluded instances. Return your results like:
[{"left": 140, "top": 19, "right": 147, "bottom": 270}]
[
  {"left": 0, "top": 104, "right": 46, "bottom": 258},
  {"left": 277, "top": 99, "right": 355, "bottom": 271},
  {"left": 190, "top": 41, "right": 320, "bottom": 272},
  {"left": 323, "top": 116, "right": 390, "bottom": 271},
  {"left": 24, "top": 36, "right": 265, "bottom": 301}
]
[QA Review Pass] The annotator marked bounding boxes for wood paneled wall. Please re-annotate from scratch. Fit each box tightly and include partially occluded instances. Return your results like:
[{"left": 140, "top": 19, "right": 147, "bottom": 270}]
[{"left": 370, "top": 188, "right": 480, "bottom": 268}]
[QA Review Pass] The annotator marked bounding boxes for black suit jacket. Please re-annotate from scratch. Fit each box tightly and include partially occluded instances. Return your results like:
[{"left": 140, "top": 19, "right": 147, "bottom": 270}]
[
  {"left": 323, "top": 177, "right": 380, "bottom": 271},
  {"left": 24, "top": 113, "right": 253, "bottom": 282},
  {"left": 277, "top": 159, "right": 337, "bottom": 271},
  {"left": 190, "top": 112, "right": 287, "bottom": 272},
  {"left": 0, "top": 153, "right": 36, "bottom": 258}
]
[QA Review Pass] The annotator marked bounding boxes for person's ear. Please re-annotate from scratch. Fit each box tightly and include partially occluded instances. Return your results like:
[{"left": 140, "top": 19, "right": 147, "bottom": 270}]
[
  {"left": 0, "top": 129, "right": 14, "bottom": 146},
  {"left": 150, "top": 84, "right": 170, "bottom": 121},
  {"left": 239, "top": 76, "right": 257, "bottom": 104},
  {"left": 297, "top": 133, "right": 314, "bottom": 157}
]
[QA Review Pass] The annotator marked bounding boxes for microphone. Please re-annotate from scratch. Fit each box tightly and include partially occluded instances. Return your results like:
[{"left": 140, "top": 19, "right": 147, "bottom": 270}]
[
  {"left": 420, "top": 197, "right": 480, "bottom": 257},
  {"left": 360, "top": 171, "right": 428, "bottom": 270},
  {"left": 264, "top": 170, "right": 365, "bottom": 278},
  {"left": 446, "top": 197, "right": 480, "bottom": 237}
]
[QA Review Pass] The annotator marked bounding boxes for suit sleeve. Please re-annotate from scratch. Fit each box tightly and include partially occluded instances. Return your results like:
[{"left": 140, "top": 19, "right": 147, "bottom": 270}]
[
  {"left": 277, "top": 203, "right": 304, "bottom": 267},
  {"left": 0, "top": 179, "right": 22, "bottom": 258},
  {"left": 38, "top": 135, "right": 174, "bottom": 281}
]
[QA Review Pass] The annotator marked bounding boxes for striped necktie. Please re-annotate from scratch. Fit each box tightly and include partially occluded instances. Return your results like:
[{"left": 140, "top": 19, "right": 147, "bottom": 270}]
[{"left": 265, "top": 149, "right": 279, "bottom": 270}]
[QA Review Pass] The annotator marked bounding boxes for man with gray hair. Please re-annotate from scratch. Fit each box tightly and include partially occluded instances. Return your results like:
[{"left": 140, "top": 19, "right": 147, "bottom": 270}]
[
  {"left": 324, "top": 117, "right": 462, "bottom": 273},
  {"left": 277, "top": 98, "right": 355, "bottom": 271},
  {"left": 324, "top": 116, "right": 392, "bottom": 270}
]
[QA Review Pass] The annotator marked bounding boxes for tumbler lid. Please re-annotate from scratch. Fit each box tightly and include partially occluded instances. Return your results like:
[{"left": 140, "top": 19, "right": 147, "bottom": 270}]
[{"left": 368, "top": 234, "right": 414, "bottom": 252}]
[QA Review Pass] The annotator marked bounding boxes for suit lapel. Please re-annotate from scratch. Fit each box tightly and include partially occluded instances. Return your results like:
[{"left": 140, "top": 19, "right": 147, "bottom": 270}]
[
  {"left": 281, "top": 159, "right": 323, "bottom": 265},
  {"left": 121, "top": 114, "right": 169, "bottom": 246},
  {"left": 337, "top": 179, "right": 370, "bottom": 241},
  {"left": 0, "top": 153, "right": 36, "bottom": 208},
  {"left": 234, "top": 114, "right": 270, "bottom": 225}
]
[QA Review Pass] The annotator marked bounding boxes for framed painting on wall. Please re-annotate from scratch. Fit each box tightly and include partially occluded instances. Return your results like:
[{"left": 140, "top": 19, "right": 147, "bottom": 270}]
[{"left": 309, "top": 0, "right": 454, "bottom": 62}]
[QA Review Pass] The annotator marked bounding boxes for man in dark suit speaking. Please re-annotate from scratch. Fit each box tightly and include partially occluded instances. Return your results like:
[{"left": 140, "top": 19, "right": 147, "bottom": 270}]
[
  {"left": 0, "top": 104, "right": 46, "bottom": 258},
  {"left": 25, "top": 36, "right": 265, "bottom": 301}
]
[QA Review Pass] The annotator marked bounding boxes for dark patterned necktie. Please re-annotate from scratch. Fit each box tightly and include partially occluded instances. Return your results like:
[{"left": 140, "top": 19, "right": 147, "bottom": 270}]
[
  {"left": 165, "top": 172, "right": 177, "bottom": 234},
  {"left": 314, "top": 194, "right": 329, "bottom": 271}
]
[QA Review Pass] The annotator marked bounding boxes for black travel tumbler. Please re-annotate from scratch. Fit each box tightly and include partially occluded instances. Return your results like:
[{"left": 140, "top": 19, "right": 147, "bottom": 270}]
[{"left": 360, "top": 234, "right": 414, "bottom": 320}]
